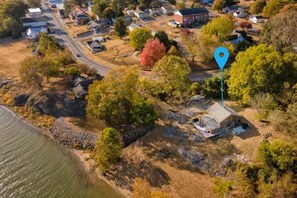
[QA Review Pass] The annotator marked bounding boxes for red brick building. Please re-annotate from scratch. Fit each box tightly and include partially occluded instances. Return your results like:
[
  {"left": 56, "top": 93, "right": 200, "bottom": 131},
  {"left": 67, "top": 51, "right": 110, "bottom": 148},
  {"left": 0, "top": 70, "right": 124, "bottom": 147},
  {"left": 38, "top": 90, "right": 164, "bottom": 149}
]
[{"left": 174, "top": 7, "right": 209, "bottom": 27}]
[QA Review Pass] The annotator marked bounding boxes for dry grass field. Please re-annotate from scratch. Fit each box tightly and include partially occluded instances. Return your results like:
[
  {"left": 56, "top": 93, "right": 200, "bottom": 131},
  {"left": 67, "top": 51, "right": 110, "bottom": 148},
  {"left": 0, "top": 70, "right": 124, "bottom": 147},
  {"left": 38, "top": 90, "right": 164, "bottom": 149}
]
[{"left": 0, "top": 38, "right": 32, "bottom": 80}]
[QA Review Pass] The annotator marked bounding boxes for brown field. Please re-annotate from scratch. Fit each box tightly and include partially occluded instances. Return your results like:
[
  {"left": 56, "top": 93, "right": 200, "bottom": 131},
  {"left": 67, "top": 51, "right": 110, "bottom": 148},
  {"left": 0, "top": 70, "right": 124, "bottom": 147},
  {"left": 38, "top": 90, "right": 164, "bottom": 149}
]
[
  {"left": 0, "top": 38, "right": 32, "bottom": 80},
  {"left": 81, "top": 36, "right": 139, "bottom": 67}
]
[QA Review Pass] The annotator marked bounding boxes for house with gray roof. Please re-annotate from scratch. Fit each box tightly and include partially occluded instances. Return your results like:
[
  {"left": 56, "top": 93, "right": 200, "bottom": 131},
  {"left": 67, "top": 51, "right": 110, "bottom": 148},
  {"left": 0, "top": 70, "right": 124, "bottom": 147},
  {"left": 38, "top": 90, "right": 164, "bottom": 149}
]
[{"left": 192, "top": 102, "right": 239, "bottom": 138}]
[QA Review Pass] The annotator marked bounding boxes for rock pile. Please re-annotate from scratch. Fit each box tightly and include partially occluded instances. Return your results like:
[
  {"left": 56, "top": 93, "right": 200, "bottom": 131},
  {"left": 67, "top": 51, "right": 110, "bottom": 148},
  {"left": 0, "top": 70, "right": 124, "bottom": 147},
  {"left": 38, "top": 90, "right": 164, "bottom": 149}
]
[{"left": 50, "top": 118, "right": 97, "bottom": 149}]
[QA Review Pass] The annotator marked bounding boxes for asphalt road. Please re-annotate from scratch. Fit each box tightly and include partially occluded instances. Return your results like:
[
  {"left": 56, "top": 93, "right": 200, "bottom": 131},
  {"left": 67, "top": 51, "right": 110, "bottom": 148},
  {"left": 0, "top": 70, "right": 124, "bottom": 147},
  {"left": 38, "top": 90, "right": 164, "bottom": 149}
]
[{"left": 42, "top": 4, "right": 219, "bottom": 80}]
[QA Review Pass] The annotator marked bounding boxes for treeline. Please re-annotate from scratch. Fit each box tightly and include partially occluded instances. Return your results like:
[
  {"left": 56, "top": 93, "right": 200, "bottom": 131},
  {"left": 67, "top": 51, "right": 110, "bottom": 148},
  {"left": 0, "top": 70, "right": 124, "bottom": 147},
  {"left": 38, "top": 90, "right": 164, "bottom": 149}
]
[
  {"left": 214, "top": 140, "right": 297, "bottom": 197},
  {"left": 19, "top": 33, "right": 92, "bottom": 90}
]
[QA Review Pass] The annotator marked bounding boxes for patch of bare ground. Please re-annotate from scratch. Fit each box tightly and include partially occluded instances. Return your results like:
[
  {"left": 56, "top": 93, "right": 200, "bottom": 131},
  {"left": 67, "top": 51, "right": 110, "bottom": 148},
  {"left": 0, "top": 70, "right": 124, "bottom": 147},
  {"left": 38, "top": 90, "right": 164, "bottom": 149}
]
[
  {"left": 224, "top": 101, "right": 297, "bottom": 160},
  {"left": 0, "top": 38, "right": 32, "bottom": 80},
  {"left": 96, "top": 36, "right": 138, "bottom": 66}
]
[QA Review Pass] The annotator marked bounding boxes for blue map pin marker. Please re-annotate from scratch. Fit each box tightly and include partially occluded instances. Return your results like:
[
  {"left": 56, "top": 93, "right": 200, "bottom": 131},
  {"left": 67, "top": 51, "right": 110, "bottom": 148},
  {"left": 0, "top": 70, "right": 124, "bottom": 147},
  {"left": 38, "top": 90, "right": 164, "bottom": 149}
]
[{"left": 214, "top": 47, "right": 229, "bottom": 70}]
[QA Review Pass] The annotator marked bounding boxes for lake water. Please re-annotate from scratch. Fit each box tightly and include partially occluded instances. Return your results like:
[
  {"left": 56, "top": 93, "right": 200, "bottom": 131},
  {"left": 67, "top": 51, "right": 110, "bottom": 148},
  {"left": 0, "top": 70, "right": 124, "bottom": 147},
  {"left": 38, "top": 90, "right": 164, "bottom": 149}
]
[{"left": 0, "top": 106, "right": 122, "bottom": 198}]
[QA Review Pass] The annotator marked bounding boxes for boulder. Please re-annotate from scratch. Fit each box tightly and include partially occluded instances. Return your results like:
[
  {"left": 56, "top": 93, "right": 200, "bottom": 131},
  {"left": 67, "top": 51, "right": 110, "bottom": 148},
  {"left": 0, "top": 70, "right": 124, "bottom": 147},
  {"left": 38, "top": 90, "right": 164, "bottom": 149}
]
[{"left": 13, "top": 94, "right": 30, "bottom": 106}]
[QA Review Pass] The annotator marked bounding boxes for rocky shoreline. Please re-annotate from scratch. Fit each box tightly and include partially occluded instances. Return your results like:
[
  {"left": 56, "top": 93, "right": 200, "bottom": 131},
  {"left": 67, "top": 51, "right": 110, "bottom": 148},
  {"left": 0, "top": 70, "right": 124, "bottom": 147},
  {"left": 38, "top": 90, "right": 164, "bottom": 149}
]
[{"left": 0, "top": 105, "right": 128, "bottom": 197}]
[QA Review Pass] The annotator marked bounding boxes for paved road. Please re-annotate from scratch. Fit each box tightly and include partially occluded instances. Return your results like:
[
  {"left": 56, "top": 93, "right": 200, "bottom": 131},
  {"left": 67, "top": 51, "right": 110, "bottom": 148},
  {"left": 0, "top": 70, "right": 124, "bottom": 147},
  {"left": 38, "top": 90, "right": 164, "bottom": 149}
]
[{"left": 42, "top": 4, "right": 219, "bottom": 80}]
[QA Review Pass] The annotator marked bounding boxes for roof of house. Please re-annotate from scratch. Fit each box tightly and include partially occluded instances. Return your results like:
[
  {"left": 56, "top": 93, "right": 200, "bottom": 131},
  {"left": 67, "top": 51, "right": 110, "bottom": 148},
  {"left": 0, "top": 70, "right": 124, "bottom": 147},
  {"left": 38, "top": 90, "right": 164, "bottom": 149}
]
[
  {"left": 162, "top": 5, "right": 175, "bottom": 11},
  {"left": 129, "top": 23, "right": 141, "bottom": 29},
  {"left": 207, "top": 102, "right": 239, "bottom": 124},
  {"left": 177, "top": 7, "right": 209, "bottom": 16},
  {"left": 87, "top": 41, "right": 102, "bottom": 49},
  {"left": 225, "top": 5, "right": 240, "bottom": 11},
  {"left": 72, "top": 84, "right": 87, "bottom": 97},
  {"left": 201, "top": 115, "right": 221, "bottom": 131},
  {"left": 21, "top": 17, "right": 37, "bottom": 23}
]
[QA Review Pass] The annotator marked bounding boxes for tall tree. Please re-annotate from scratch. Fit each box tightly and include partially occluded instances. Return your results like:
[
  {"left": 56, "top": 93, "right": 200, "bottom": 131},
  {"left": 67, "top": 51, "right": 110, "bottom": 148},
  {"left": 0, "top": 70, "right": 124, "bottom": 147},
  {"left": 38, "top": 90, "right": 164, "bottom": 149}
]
[
  {"left": 87, "top": 67, "right": 158, "bottom": 126},
  {"left": 140, "top": 38, "right": 166, "bottom": 69},
  {"left": 0, "top": 0, "right": 28, "bottom": 35},
  {"left": 261, "top": 9, "right": 297, "bottom": 53},
  {"left": 94, "top": 127, "right": 122, "bottom": 173},
  {"left": 212, "top": 0, "right": 224, "bottom": 11},
  {"left": 228, "top": 44, "right": 297, "bottom": 104},
  {"left": 250, "top": 0, "right": 266, "bottom": 14},
  {"left": 27, "top": 0, "right": 41, "bottom": 7},
  {"left": 152, "top": 55, "right": 191, "bottom": 99},
  {"left": 129, "top": 28, "right": 152, "bottom": 50},
  {"left": 201, "top": 16, "right": 234, "bottom": 41},
  {"left": 114, "top": 17, "right": 127, "bottom": 37},
  {"left": 19, "top": 56, "right": 44, "bottom": 90},
  {"left": 154, "top": 31, "right": 171, "bottom": 49}
]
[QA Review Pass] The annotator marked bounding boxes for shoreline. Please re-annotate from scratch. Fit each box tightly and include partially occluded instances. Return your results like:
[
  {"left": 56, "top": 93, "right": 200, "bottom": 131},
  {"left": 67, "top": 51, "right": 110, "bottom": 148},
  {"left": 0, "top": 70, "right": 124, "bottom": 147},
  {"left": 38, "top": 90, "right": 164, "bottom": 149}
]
[{"left": 0, "top": 104, "right": 129, "bottom": 198}]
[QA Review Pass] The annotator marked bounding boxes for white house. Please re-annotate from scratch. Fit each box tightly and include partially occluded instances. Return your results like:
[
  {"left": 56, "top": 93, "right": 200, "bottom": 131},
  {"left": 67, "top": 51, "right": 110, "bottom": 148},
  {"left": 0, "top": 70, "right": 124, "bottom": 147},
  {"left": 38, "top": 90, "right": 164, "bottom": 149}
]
[
  {"left": 134, "top": 10, "right": 149, "bottom": 19},
  {"left": 128, "top": 23, "right": 141, "bottom": 32},
  {"left": 28, "top": 8, "right": 42, "bottom": 17},
  {"left": 233, "top": 10, "right": 247, "bottom": 18},
  {"left": 126, "top": 10, "right": 135, "bottom": 16},
  {"left": 249, "top": 15, "right": 265, "bottom": 23},
  {"left": 149, "top": 8, "right": 162, "bottom": 16},
  {"left": 26, "top": 27, "right": 48, "bottom": 39},
  {"left": 161, "top": 5, "right": 175, "bottom": 15},
  {"left": 21, "top": 17, "right": 47, "bottom": 28}
]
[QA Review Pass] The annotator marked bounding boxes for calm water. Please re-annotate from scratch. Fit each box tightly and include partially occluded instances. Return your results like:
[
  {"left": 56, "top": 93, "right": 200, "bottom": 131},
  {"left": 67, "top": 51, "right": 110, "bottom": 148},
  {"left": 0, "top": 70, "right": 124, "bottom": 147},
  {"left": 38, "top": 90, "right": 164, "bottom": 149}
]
[{"left": 0, "top": 106, "right": 122, "bottom": 198}]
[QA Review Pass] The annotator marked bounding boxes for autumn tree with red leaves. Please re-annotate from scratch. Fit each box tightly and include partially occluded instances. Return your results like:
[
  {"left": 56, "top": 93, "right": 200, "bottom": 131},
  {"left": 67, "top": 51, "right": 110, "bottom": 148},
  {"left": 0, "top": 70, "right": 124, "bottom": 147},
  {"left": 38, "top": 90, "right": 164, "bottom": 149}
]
[{"left": 140, "top": 38, "right": 166, "bottom": 70}]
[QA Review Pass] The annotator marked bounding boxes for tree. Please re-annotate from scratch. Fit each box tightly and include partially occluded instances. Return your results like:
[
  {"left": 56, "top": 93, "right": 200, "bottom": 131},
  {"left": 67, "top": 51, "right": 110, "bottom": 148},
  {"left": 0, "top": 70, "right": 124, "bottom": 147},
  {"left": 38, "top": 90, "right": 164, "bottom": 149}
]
[
  {"left": 152, "top": 55, "right": 191, "bottom": 100},
  {"left": 176, "top": 2, "right": 186, "bottom": 9},
  {"left": 197, "top": 34, "right": 220, "bottom": 63},
  {"left": 94, "top": 127, "right": 122, "bottom": 172},
  {"left": 38, "top": 33, "right": 61, "bottom": 55},
  {"left": 252, "top": 93, "right": 278, "bottom": 120},
  {"left": 114, "top": 17, "right": 127, "bottom": 37},
  {"left": 87, "top": 67, "right": 158, "bottom": 126},
  {"left": 132, "top": 178, "right": 174, "bottom": 198},
  {"left": 201, "top": 16, "right": 234, "bottom": 41},
  {"left": 167, "top": 46, "right": 183, "bottom": 57},
  {"left": 262, "top": 0, "right": 295, "bottom": 18},
  {"left": 225, "top": 0, "right": 235, "bottom": 6},
  {"left": 140, "top": 38, "right": 166, "bottom": 69},
  {"left": 261, "top": 9, "right": 297, "bottom": 53},
  {"left": 0, "top": 0, "right": 28, "bottom": 36},
  {"left": 168, "top": 0, "right": 176, "bottom": 5},
  {"left": 103, "top": 7, "right": 117, "bottom": 19},
  {"left": 64, "top": 66, "right": 81, "bottom": 77},
  {"left": 250, "top": 0, "right": 266, "bottom": 14},
  {"left": 92, "top": 0, "right": 108, "bottom": 18},
  {"left": 27, "top": 0, "right": 41, "bottom": 7},
  {"left": 258, "top": 140, "right": 296, "bottom": 173},
  {"left": 64, "top": 0, "right": 76, "bottom": 15},
  {"left": 129, "top": 28, "right": 153, "bottom": 50},
  {"left": 180, "top": 30, "right": 200, "bottom": 61},
  {"left": 213, "top": 178, "right": 233, "bottom": 198},
  {"left": 212, "top": 0, "right": 224, "bottom": 11},
  {"left": 154, "top": 31, "right": 171, "bottom": 49},
  {"left": 19, "top": 57, "right": 44, "bottom": 90},
  {"left": 202, "top": 73, "right": 229, "bottom": 99},
  {"left": 228, "top": 44, "right": 297, "bottom": 104}
]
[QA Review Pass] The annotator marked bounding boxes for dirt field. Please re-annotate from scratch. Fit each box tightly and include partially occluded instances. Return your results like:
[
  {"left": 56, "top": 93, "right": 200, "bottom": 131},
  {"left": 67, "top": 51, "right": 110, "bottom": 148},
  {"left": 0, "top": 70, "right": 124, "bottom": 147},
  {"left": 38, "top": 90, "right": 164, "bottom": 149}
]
[
  {"left": 0, "top": 38, "right": 32, "bottom": 80},
  {"left": 81, "top": 36, "right": 139, "bottom": 67}
]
